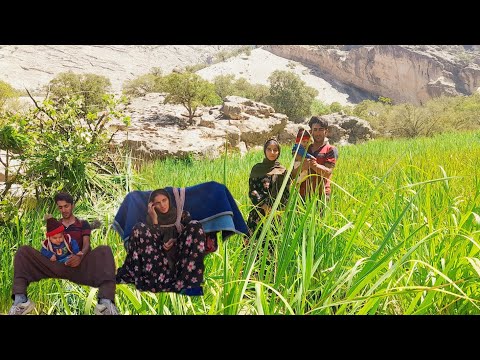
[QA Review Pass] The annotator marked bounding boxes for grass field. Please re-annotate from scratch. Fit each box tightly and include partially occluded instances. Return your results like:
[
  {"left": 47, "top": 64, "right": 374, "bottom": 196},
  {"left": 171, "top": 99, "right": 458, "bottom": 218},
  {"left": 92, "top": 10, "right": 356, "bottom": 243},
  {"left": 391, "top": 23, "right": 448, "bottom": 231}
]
[{"left": 1, "top": 130, "right": 480, "bottom": 314}]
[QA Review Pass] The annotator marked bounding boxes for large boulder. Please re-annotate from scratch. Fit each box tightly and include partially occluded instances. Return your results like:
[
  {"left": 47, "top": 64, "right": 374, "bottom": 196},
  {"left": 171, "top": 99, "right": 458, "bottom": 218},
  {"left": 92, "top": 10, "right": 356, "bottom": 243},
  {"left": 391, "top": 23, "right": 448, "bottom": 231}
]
[
  {"left": 321, "top": 113, "right": 373, "bottom": 144},
  {"left": 221, "top": 96, "right": 275, "bottom": 120}
]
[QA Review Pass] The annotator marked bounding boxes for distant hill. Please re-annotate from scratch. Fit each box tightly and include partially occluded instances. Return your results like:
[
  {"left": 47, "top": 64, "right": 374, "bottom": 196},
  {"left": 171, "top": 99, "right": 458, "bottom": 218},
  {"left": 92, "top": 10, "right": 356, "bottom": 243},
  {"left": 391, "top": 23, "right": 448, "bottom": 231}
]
[
  {"left": 0, "top": 45, "right": 242, "bottom": 93},
  {"left": 1, "top": 45, "right": 479, "bottom": 105}
]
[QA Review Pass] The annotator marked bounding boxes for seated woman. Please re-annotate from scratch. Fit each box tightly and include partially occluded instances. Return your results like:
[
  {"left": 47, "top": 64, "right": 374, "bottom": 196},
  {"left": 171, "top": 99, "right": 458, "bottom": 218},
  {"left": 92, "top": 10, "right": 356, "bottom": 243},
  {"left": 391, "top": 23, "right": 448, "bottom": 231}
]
[
  {"left": 247, "top": 138, "right": 291, "bottom": 235},
  {"left": 112, "top": 181, "right": 249, "bottom": 251},
  {"left": 116, "top": 188, "right": 206, "bottom": 296}
]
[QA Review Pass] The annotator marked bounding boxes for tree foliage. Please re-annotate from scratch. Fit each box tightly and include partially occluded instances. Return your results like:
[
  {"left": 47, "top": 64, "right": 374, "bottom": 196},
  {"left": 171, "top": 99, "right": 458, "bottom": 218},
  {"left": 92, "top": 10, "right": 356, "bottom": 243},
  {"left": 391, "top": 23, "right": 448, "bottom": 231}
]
[
  {"left": 352, "top": 93, "right": 480, "bottom": 138},
  {"left": 0, "top": 118, "right": 30, "bottom": 201},
  {"left": 47, "top": 71, "right": 112, "bottom": 114},
  {"left": 0, "top": 93, "right": 130, "bottom": 207},
  {"left": 123, "top": 74, "right": 159, "bottom": 97},
  {"left": 163, "top": 72, "right": 221, "bottom": 124},
  {"left": 213, "top": 74, "right": 270, "bottom": 104},
  {"left": 213, "top": 74, "right": 236, "bottom": 100},
  {"left": 0, "top": 80, "right": 20, "bottom": 110},
  {"left": 267, "top": 70, "right": 318, "bottom": 123},
  {"left": 122, "top": 68, "right": 165, "bottom": 97}
]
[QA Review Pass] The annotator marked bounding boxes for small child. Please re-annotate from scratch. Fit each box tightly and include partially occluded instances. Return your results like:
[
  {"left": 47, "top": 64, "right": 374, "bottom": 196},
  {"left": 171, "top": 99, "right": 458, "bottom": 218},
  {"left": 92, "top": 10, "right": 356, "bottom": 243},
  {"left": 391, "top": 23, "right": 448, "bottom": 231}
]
[
  {"left": 41, "top": 215, "right": 82, "bottom": 263},
  {"left": 292, "top": 128, "right": 315, "bottom": 184}
]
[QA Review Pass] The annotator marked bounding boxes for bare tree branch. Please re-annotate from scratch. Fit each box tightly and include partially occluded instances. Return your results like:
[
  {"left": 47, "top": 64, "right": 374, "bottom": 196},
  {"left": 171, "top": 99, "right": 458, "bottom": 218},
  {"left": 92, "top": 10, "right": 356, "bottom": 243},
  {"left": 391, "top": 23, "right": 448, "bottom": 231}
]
[
  {"left": 0, "top": 156, "right": 7, "bottom": 167},
  {"left": 91, "top": 112, "right": 108, "bottom": 144},
  {"left": 25, "top": 88, "right": 67, "bottom": 134},
  {"left": 108, "top": 129, "right": 119, "bottom": 144}
]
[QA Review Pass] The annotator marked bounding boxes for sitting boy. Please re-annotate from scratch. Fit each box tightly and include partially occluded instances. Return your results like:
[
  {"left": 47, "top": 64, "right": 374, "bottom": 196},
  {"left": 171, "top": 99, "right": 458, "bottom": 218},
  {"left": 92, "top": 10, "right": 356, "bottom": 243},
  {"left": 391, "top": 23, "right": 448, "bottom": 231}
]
[{"left": 41, "top": 215, "right": 83, "bottom": 263}]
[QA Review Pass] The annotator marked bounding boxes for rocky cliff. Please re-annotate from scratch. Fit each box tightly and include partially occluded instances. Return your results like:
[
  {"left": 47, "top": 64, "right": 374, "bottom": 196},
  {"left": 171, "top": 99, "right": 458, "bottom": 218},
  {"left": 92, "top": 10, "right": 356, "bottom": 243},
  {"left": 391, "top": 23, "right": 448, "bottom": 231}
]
[{"left": 263, "top": 45, "right": 480, "bottom": 104}]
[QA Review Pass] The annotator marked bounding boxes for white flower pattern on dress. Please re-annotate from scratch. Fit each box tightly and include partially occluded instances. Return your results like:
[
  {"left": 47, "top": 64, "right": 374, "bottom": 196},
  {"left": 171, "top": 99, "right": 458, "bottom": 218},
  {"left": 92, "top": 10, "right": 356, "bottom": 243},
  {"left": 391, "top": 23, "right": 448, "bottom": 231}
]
[
  {"left": 116, "top": 216, "right": 207, "bottom": 294},
  {"left": 187, "top": 261, "right": 196, "bottom": 272}
]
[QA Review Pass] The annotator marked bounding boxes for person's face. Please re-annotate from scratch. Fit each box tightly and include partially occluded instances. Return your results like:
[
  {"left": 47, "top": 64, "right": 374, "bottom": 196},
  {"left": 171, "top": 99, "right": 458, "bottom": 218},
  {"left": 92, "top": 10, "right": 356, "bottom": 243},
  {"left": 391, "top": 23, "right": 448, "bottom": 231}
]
[
  {"left": 300, "top": 138, "right": 310, "bottom": 148},
  {"left": 311, "top": 124, "right": 327, "bottom": 143},
  {"left": 265, "top": 143, "right": 280, "bottom": 161},
  {"left": 50, "top": 232, "right": 64, "bottom": 245},
  {"left": 153, "top": 194, "right": 170, "bottom": 214},
  {"left": 57, "top": 200, "right": 74, "bottom": 219}
]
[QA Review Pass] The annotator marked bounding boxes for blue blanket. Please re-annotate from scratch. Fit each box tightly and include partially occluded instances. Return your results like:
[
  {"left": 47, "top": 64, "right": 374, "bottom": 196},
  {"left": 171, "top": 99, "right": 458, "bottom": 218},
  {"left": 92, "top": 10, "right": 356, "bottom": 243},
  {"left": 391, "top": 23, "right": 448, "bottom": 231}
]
[{"left": 112, "top": 181, "right": 248, "bottom": 244}]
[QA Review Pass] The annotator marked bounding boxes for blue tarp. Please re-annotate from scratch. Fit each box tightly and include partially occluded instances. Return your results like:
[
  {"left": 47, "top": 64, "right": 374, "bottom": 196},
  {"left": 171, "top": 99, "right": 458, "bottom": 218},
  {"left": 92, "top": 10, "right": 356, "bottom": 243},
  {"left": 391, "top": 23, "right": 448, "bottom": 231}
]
[{"left": 112, "top": 181, "right": 248, "bottom": 243}]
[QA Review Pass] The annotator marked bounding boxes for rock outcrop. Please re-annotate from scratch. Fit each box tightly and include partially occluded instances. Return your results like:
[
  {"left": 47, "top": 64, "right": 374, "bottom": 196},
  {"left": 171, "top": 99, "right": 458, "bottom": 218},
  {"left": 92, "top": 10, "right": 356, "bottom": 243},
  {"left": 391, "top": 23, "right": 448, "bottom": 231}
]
[
  {"left": 320, "top": 113, "right": 373, "bottom": 145},
  {"left": 263, "top": 45, "right": 480, "bottom": 105},
  {"left": 109, "top": 94, "right": 289, "bottom": 160},
  {"left": 108, "top": 95, "right": 375, "bottom": 160}
]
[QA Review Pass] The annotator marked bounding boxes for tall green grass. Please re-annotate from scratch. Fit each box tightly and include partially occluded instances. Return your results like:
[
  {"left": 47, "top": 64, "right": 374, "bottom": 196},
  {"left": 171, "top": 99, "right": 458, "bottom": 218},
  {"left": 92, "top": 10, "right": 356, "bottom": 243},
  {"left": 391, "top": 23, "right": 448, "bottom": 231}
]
[{"left": 1, "top": 131, "right": 480, "bottom": 314}]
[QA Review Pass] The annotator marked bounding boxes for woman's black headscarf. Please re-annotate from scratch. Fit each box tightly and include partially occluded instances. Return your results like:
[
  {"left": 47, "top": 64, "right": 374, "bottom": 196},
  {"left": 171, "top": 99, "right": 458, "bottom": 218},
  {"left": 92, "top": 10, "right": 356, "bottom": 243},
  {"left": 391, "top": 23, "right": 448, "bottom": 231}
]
[
  {"left": 249, "top": 138, "right": 286, "bottom": 179},
  {"left": 147, "top": 189, "right": 179, "bottom": 243}
]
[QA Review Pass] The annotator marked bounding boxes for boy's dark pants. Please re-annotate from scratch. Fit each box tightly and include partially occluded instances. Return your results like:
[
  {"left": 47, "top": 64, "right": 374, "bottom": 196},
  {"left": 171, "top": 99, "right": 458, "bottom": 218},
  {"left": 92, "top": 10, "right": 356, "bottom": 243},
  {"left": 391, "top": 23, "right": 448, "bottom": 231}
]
[{"left": 12, "top": 245, "right": 116, "bottom": 301}]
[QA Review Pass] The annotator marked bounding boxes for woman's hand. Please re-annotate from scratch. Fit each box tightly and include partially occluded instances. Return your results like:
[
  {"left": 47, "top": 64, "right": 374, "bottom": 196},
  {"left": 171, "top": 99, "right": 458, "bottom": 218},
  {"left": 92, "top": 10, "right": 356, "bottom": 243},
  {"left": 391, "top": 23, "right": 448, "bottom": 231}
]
[
  {"left": 261, "top": 203, "right": 271, "bottom": 215},
  {"left": 163, "top": 239, "right": 175, "bottom": 252},
  {"left": 148, "top": 202, "right": 158, "bottom": 224}
]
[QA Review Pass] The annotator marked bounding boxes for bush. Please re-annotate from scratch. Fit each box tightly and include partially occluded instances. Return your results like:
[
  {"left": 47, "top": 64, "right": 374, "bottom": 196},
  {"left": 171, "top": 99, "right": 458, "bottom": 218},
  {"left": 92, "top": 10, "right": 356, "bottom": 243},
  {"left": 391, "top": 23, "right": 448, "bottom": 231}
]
[
  {"left": 3, "top": 94, "right": 131, "bottom": 203},
  {"left": 310, "top": 99, "right": 331, "bottom": 116},
  {"left": 47, "top": 72, "right": 111, "bottom": 114},
  {"left": 213, "top": 75, "right": 270, "bottom": 105},
  {"left": 0, "top": 80, "right": 20, "bottom": 109},
  {"left": 352, "top": 94, "right": 480, "bottom": 138},
  {"left": 184, "top": 63, "right": 208, "bottom": 73},
  {"left": 123, "top": 74, "right": 159, "bottom": 97},
  {"left": 267, "top": 70, "right": 318, "bottom": 123},
  {"left": 329, "top": 102, "right": 343, "bottom": 113},
  {"left": 122, "top": 68, "right": 166, "bottom": 98}
]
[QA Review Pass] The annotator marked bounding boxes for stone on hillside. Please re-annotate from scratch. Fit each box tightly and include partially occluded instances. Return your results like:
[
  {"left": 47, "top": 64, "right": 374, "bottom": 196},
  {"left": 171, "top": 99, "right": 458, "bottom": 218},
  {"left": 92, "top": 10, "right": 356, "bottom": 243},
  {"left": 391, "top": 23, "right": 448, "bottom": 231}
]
[
  {"left": 278, "top": 122, "right": 304, "bottom": 143},
  {"left": 321, "top": 113, "right": 373, "bottom": 144},
  {"left": 221, "top": 96, "right": 275, "bottom": 120}
]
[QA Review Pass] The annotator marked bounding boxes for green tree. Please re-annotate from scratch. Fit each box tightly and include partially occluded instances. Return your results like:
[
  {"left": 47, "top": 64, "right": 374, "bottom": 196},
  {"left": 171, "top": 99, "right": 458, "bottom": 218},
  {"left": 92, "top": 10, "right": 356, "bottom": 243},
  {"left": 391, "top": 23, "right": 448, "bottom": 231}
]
[
  {"left": 0, "top": 80, "right": 20, "bottom": 110},
  {"left": 330, "top": 102, "right": 343, "bottom": 113},
  {"left": 311, "top": 99, "right": 332, "bottom": 116},
  {"left": 388, "top": 104, "right": 434, "bottom": 138},
  {"left": 378, "top": 96, "right": 393, "bottom": 105},
  {"left": 47, "top": 72, "right": 111, "bottom": 114},
  {"left": 267, "top": 70, "right": 318, "bottom": 123},
  {"left": 213, "top": 75, "right": 270, "bottom": 104},
  {"left": 248, "top": 84, "right": 270, "bottom": 105},
  {"left": 123, "top": 74, "right": 159, "bottom": 97},
  {"left": 163, "top": 72, "right": 221, "bottom": 124},
  {"left": 233, "top": 78, "right": 270, "bottom": 104},
  {"left": 353, "top": 99, "right": 393, "bottom": 134},
  {"left": 122, "top": 68, "right": 166, "bottom": 98},
  {"left": 213, "top": 74, "right": 236, "bottom": 99}
]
